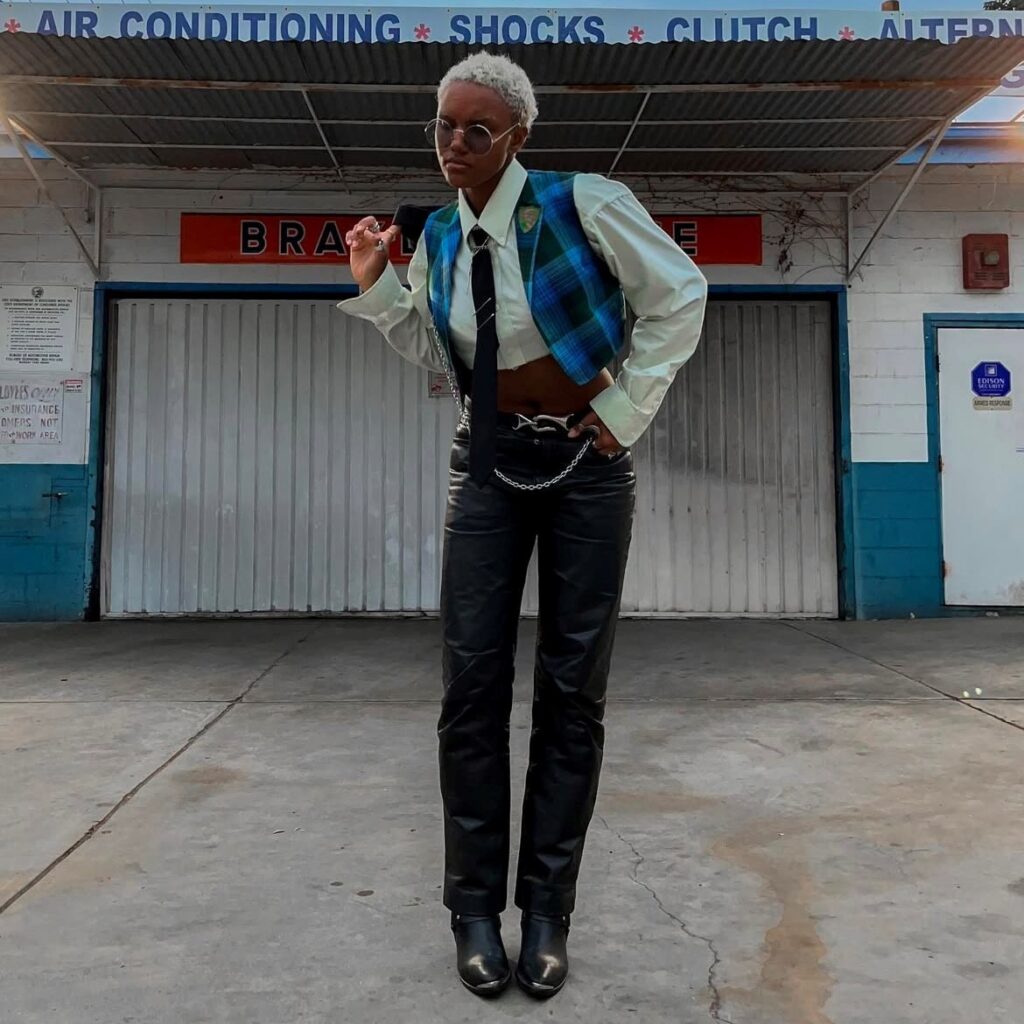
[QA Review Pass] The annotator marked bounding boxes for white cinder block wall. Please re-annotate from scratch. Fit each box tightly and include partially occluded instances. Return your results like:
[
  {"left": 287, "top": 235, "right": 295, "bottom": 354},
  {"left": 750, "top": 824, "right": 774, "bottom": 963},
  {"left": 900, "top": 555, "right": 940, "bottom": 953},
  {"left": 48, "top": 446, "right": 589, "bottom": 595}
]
[
  {"left": 0, "top": 177, "right": 96, "bottom": 328},
  {"left": 846, "top": 164, "right": 1023, "bottom": 463},
  {"left": 1, "top": 172, "right": 96, "bottom": 463},
  {"left": 2, "top": 160, "right": 1022, "bottom": 467}
]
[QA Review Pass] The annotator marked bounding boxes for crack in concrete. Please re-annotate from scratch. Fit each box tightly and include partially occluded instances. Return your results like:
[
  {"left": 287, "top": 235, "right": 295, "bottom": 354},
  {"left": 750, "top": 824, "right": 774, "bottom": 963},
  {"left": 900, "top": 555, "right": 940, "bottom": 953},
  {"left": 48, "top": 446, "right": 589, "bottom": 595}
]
[
  {"left": 0, "top": 622, "right": 322, "bottom": 918},
  {"left": 596, "top": 813, "right": 734, "bottom": 1024},
  {"left": 784, "top": 621, "right": 1024, "bottom": 735}
]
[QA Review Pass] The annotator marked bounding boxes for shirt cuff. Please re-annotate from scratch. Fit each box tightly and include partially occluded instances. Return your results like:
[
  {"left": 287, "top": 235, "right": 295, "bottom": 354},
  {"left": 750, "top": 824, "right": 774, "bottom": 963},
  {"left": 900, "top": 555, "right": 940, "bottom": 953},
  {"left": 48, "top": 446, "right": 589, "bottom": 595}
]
[
  {"left": 590, "top": 382, "right": 648, "bottom": 448},
  {"left": 336, "top": 263, "right": 405, "bottom": 321}
]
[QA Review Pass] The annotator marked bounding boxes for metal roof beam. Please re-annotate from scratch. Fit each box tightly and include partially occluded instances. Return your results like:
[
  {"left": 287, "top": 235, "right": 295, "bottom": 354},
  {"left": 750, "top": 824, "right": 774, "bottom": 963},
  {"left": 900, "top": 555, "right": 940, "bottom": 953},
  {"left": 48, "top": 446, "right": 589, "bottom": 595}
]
[
  {"left": 46, "top": 141, "right": 333, "bottom": 150},
  {"left": 0, "top": 75, "right": 1008, "bottom": 95},
  {"left": 849, "top": 79, "right": 1002, "bottom": 196},
  {"left": 611, "top": 145, "right": 905, "bottom": 153},
  {"left": 39, "top": 141, "right": 906, "bottom": 154},
  {"left": 84, "top": 173, "right": 855, "bottom": 195},
  {"left": 9, "top": 111, "right": 948, "bottom": 128},
  {"left": 610, "top": 169, "right": 871, "bottom": 177}
]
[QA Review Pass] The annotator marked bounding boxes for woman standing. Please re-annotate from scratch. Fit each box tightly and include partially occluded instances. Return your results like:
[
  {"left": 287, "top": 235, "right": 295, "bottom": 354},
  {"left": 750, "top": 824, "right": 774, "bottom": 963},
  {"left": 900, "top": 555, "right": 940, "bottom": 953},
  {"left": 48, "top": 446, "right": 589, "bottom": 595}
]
[{"left": 340, "top": 52, "right": 706, "bottom": 999}]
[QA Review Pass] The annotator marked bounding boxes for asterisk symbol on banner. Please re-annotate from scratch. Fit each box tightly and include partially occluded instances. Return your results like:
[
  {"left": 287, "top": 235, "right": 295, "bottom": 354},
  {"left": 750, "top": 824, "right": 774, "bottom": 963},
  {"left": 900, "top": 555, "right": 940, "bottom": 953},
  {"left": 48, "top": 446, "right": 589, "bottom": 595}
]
[
  {"left": 627, "top": 25, "right": 645, "bottom": 42},
  {"left": 838, "top": 25, "right": 856, "bottom": 40},
  {"left": 414, "top": 23, "right": 430, "bottom": 40},
  {"left": 3, "top": 18, "right": 21, "bottom": 32}
]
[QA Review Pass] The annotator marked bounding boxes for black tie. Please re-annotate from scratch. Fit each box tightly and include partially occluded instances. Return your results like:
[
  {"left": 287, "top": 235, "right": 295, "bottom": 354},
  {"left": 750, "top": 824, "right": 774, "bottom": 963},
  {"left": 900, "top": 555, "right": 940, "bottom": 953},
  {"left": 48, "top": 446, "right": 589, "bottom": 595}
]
[{"left": 468, "top": 226, "right": 499, "bottom": 485}]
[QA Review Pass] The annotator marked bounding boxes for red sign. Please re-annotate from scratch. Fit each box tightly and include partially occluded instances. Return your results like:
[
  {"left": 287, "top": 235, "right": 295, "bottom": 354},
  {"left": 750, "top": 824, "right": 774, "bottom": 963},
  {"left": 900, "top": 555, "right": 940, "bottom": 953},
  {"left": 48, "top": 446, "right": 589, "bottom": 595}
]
[
  {"left": 180, "top": 212, "right": 761, "bottom": 267},
  {"left": 179, "top": 213, "right": 414, "bottom": 265},
  {"left": 653, "top": 215, "right": 762, "bottom": 265}
]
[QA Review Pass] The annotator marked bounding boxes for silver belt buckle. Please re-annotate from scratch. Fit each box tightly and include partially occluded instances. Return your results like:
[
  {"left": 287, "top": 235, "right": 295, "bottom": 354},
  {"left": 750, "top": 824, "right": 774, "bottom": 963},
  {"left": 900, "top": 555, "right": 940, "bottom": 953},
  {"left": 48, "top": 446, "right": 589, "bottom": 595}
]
[
  {"left": 536, "top": 413, "right": 573, "bottom": 432},
  {"left": 512, "top": 413, "right": 569, "bottom": 434}
]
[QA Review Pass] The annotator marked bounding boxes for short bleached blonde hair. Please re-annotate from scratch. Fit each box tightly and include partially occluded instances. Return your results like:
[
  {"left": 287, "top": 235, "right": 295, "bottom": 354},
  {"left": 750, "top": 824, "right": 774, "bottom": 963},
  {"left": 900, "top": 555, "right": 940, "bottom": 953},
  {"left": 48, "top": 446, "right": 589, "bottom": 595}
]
[{"left": 438, "top": 52, "right": 539, "bottom": 131}]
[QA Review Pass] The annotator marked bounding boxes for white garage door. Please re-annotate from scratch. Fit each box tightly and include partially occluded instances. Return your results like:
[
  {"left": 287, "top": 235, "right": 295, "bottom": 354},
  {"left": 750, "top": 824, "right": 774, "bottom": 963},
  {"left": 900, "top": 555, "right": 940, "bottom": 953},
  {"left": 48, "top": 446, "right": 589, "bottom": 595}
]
[
  {"left": 619, "top": 299, "right": 838, "bottom": 615},
  {"left": 103, "top": 296, "right": 836, "bottom": 617},
  {"left": 103, "top": 297, "right": 457, "bottom": 616}
]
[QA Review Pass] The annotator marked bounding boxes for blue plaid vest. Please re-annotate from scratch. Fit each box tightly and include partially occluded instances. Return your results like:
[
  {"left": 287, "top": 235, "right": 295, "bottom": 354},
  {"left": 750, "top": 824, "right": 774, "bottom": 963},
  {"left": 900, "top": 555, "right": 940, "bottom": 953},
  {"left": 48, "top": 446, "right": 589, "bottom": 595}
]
[{"left": 422, "top": 170, "right": 625, "bottom": 385}]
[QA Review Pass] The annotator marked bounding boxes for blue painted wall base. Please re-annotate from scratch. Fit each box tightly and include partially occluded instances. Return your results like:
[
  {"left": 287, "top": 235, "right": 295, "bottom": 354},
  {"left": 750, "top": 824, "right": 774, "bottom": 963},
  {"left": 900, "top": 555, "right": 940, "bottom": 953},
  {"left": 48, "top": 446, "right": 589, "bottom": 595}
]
[
  {"left": 851, "top": 462, "right": 943, "bottom": 619},
  {"left": 0, "top": 464, "right": 90, "bottom": 621},
  {"left": 2, "top": 459, "right": 949, "bottom": 621}
]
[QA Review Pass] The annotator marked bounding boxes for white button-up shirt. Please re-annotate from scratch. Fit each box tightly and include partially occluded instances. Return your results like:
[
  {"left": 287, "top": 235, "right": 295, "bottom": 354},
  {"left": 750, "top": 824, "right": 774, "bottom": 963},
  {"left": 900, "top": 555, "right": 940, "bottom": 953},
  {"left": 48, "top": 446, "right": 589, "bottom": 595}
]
[{"left": 339, "top": 159, "right": 707, "bottom": 447}]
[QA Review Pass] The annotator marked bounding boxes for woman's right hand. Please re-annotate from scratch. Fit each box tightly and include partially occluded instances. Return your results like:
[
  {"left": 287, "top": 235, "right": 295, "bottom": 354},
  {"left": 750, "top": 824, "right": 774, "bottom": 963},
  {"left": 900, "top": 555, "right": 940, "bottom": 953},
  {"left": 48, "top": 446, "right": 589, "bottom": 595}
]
[{"left": 346, "top": 216, "right": 401, "bottom": 292}]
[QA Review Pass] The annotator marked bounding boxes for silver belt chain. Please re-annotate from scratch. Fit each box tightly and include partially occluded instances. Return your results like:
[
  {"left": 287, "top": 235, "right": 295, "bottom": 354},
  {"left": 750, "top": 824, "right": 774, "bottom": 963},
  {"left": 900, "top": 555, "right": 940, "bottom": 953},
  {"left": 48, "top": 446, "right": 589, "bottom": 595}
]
[{"left": 425, "top": 317, "right": 594, "bottom": 492}]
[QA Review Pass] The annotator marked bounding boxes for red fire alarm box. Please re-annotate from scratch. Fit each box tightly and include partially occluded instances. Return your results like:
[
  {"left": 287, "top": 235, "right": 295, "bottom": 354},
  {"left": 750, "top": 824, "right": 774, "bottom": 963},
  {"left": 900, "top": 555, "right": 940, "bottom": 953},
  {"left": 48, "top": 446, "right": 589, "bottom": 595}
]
[{"left": 962, "top": 233, "right": 1009, "bottom": 290}]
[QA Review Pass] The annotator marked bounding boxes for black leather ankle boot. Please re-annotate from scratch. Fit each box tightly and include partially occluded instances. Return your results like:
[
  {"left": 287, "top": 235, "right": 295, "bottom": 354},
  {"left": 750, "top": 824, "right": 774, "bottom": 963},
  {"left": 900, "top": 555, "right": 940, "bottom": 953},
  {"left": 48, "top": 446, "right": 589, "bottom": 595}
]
[
  {"left": 450, "top": 912, "right": 511, "bottom": 997},
  {"left": 515, "top": 912, "right": 571, "bottom": 998}
]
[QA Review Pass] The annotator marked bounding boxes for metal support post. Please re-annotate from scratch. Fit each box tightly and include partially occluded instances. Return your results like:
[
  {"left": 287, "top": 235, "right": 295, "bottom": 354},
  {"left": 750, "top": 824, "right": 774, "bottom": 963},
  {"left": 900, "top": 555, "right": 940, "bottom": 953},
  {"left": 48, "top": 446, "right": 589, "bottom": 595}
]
[
  {"left": 302, "top": 89, "right": 347, "bottom": 188},
  {"left": 846, "top": 116, "right": 952, "bottom": 282},
  {"left": 845, "top": 192, "right": 854, "bottom": 279},
  {"left": 92, "top": 186, "right": 104, "bottom": 276},
  {"left": 7, "top": 113, "right": 97, "bottom": 193},
  {"left": 609, "top": 92, "right": 652, "bottom": 176},
  {"left": 0, "top": 107, "right": 100, "bottom": 278}
]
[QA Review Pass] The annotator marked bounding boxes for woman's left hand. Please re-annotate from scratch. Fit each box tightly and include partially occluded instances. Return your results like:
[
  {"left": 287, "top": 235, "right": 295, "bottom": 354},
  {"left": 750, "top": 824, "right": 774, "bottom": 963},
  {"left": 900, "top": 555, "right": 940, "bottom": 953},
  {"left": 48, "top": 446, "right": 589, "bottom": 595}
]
[{"left": 568, "top": 412, "right": 624, "bottom": 456}]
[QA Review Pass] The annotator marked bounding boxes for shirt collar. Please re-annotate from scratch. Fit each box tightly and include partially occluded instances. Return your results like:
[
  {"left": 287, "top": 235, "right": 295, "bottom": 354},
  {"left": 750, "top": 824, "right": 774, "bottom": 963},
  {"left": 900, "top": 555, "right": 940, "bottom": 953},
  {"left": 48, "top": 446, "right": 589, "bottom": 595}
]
[{"left": 457, "top": 158, "right": 528, "bottom": 247}]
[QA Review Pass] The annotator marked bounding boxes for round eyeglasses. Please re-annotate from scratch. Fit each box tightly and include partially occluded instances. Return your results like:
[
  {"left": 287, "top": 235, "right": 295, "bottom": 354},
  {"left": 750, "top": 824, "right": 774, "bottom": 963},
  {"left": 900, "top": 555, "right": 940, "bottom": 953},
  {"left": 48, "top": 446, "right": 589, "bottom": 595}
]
[{"left": 424, "top": 118, "right": 521, "bottom": 156}]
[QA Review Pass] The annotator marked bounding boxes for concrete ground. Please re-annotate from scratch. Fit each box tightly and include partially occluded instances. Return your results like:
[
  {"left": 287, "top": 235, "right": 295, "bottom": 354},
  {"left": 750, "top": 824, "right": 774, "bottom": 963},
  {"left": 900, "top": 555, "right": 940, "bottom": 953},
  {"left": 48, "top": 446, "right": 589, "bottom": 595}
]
[{"left": 1, "top": 618, "right": 1023, "bottom": 1024}]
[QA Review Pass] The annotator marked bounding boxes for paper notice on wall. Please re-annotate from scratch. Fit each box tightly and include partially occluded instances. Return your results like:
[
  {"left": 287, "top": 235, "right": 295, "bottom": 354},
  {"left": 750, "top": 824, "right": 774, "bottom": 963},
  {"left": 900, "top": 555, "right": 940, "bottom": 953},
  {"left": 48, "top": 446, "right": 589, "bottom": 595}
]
[
  {"left": 0, "top": 378, "right": 65, "bottom": 445},
  {"left": 0, "top": 285, "right": 79, "bottom": 371},
  {"left": 0, "top": 374, "right": 86, "bottom": 463}
]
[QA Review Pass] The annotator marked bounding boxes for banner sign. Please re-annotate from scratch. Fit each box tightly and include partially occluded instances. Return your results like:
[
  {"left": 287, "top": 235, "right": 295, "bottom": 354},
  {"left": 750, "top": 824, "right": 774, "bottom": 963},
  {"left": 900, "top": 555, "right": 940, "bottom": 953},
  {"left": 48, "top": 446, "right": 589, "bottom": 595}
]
[
  {"left": 180, "top": 213, "right": 415, "bottom": 264},
  {"left": 2, "top": 6, "right": 1024, "bottom": 51},
  {"left": 653, "top": 215, "right": 762, "bottom": 265},
  {"left": 180, "top": 212, "right": 762, "bottom": 266},
  {"left": 995, "top": 65, "right": 1024, "bottom": 97}
]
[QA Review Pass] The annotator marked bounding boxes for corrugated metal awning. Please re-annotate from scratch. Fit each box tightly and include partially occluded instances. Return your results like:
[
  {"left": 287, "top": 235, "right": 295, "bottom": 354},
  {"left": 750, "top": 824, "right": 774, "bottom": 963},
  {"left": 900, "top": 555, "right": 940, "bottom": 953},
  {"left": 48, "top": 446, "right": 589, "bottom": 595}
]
[{"left": 3, "top": 32, "right": 1024, "bottom": 191}]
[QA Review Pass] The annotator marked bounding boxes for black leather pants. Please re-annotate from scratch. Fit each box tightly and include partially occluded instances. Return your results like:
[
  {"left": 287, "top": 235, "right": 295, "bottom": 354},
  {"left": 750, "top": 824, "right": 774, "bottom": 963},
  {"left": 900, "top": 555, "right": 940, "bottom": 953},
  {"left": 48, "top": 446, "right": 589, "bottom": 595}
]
[{"left": 439, "top": 422, "right": 636, "bottom": 917}]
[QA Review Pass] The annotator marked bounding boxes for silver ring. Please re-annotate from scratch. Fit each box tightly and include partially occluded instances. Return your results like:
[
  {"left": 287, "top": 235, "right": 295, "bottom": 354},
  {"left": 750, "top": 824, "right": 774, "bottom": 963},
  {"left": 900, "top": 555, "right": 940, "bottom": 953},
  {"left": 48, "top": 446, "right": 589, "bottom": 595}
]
[
  {"left": 370, "top": 220, "right": 381, "bottom": 232},
  {"left": 375, "top": 239, "right": 387, "bottom": 253}
]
